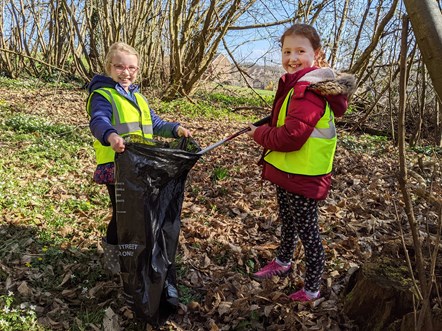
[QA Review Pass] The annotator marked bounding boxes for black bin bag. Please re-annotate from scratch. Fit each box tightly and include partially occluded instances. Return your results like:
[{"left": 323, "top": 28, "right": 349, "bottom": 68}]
[{"left": 114, "top": 136, "right": 200, "bottom": 325}]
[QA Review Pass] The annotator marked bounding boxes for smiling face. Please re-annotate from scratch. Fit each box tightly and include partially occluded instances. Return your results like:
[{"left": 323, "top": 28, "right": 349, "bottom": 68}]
[
  {"left": 281, "top": 34, "right": 317, "bottom": 74},
  {"left": 109, "top": 51, "right": 139, "bottom": 91}
]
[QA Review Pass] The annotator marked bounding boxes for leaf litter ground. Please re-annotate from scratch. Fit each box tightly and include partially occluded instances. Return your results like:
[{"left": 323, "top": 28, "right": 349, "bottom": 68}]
[{"left": 0, "top": 85, "right": 441, "bottom": 330}]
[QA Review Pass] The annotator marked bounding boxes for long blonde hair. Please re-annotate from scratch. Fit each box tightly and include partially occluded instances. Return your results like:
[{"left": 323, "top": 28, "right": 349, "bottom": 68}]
[
  {"left": 104, "top": 42, "right": 140, "bottom": 75},
  {"left": 280, "top": 24, "right": 328, "bottom": 68}
]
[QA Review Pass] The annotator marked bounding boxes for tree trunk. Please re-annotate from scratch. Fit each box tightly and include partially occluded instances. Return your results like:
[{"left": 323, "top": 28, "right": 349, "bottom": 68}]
[
  {"left": 343, "top": 257, "right": 415, "bottom": 331},
  {"left": 436, "top": 97, "right": 442, "bottom": 147},
  {"left": 410, "top": 60, "right": 425, "bottom": 147},
  {"left": 397, "top": 15, "right": 432, "bottom": 331},
  {"left": 403, "top": 0, "right": 442, "bottom": 101},
  {"left": 328, "top": 0, "right": 350, "bottom": 68},
  {"left": 162, "top": 0, "right": 257, "bottom": 101}
]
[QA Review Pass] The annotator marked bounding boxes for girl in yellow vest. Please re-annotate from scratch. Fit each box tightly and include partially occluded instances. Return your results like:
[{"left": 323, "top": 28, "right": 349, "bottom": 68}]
[
  {"left": 87, "top": 42, "right": 191, "bottom": 273},
  {"left": 246, "top": 24, "right": 355, "bottom": 302}
]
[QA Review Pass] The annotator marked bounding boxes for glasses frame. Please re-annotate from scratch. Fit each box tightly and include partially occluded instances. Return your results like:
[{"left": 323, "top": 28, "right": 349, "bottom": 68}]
[{"left": 111, "top": 63, "right": 139, "bottom": 74}]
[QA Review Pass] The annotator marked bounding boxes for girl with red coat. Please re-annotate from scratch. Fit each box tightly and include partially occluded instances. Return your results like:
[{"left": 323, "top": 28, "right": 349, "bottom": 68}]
[{"left": 247, "top": 24, "right": 356, "bottom": 302}]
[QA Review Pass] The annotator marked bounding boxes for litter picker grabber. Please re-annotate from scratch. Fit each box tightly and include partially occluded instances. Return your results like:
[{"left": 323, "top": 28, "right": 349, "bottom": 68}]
[{"left": 197, "top": 115, "right": 271, "bottom": 155}]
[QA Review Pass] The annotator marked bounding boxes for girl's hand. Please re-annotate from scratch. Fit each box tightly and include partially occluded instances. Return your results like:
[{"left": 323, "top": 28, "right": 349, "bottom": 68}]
[
  {"left": 177, "top": 126, "right": 192, "bottom": 137},
  {"left": 246, "top": 124, "right": 257, "bottom": 138},
  {"left": 108, "top": 133, "right": 125, "bottom": 153}
]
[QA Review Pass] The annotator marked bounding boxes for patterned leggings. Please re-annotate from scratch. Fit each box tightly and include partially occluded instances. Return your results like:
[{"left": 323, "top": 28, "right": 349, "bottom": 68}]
[{"left": 276, "top": 187, "right": 325, "bottom": 292}]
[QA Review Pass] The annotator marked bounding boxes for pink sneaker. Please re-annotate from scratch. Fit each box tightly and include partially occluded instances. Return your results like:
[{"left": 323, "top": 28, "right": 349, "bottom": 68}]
[
  {"left": 252, "top": 260, "right": 291, "bottom": 280},
  {"left": 289, "top": 289, "right": 320, "bottom": 302}
]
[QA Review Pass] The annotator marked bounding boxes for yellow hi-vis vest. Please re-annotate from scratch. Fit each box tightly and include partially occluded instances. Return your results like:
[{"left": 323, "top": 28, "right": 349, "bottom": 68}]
[
  {"left": 263, "top": 88, "right": 337, "bottom": 176},
  {"left": 86, "top": 88, "right": 153, "bottom": 165}
]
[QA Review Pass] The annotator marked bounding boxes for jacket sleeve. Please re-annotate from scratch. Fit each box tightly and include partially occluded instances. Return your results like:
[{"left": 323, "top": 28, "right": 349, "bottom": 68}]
[
  {"left": 150, "top": 109, "right": 180, "bottom": 138},
  {"left": 89, "top": 93, "right": 117, "bottom": 146},
  {"left": 254, "top": 88, "right": 326, "bottom": 152}
]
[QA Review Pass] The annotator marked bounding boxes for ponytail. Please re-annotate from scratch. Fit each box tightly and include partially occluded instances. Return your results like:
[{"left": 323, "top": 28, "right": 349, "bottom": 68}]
[{"left": 315, "top": 49, "right": 329, "bottom": 68}]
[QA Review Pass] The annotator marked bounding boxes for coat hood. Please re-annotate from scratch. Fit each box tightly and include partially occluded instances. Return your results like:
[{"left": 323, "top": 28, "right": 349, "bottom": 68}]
[
  {"left": 302, "top": 68, "right": 357, "bottom": 97},
  {"left": 87, "top": 74, "right": 118, "bottom": 94},
  {"left": 275, "top": 67, "right": 356, "bottom": 116},
  {"left": 296, "top": 68, "right": 356, "bottom": 118}
]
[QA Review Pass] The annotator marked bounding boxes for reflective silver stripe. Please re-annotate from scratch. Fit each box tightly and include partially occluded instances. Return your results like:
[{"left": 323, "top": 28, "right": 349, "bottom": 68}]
[
  {"left": 142, "top": 124, "right": 153, "bottom": 135},
  {"left": 98, "top": 89, "right": 153, "bottom": 136},
  {"left": 114, "top": 122, "right": 153, "bottom": 135},
  {"left": 134, "top": 94, "right": 154, "bottom": 135},
  {"left": 310, "top": 115, "right": 336, "bottom": 139},
  {"left": 98, "top": 89, "right": 122, "bottom": 127}
]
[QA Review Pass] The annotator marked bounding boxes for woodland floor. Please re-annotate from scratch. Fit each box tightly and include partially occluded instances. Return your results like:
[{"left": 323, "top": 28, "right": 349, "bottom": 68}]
[{"left": 0, "top": 84, "right": 441, "bottom": 331}]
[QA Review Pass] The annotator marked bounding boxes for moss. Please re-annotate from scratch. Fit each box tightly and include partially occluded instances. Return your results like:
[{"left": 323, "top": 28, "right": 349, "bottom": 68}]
[{"left": 363, "top": 256, "right": 414, "bottom": 290}]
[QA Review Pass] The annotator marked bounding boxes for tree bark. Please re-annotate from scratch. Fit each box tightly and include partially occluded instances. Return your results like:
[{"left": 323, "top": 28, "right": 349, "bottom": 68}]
[
  {"left": 403, "top": 0, "right": 442, "bottom": 101},
  {"left": 436, "top": 97, "right": 442, "bottom": 147},
  {"left": 343, "top": 257, "right": 415, "bottom": 331}
]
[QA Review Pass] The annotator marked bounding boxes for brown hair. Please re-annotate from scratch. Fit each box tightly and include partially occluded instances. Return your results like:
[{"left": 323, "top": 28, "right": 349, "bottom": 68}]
[
  {"left": 280, "top": 24, "right": 328, "bottom": 67},
  {"left": 104, "top": 42, "right": 140, "bottom": 75}
]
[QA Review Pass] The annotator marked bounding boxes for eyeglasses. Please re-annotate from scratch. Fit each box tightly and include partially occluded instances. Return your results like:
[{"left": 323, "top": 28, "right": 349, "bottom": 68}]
[{"left": 111, "top": 63, "right": 139, "bottom": 73}]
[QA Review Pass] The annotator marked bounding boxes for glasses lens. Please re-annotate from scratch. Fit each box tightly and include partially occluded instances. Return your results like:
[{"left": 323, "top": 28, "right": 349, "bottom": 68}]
[{"left": 113, "top": 64, "right": 138, "bottom": 73}]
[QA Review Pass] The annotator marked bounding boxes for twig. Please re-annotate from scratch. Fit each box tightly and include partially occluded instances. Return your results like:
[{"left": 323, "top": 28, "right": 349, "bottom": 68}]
[
  {"left": 221, "top": 38, "right": 272, "bottom": 108},
  {"left": 393, "top": 200, "right": 422, "bottom": 300},
  {"left": 0, "top": 48, "right": 70, "bottom": 74}
]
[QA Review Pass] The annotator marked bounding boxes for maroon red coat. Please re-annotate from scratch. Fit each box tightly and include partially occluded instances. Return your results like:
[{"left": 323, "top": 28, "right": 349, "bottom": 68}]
[{"left": 253, "top": 66, "right": 356, "bottom": 200}]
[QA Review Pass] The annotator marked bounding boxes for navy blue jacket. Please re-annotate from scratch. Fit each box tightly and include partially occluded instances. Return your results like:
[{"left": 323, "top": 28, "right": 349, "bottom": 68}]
[{"left": 88, "top": 74, "right": 179, "bottom": 146}]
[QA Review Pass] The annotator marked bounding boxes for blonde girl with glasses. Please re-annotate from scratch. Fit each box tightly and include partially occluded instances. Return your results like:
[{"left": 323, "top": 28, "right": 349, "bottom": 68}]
[{"left": 87, "top": 42, "right": 191, "bottom": 271}]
